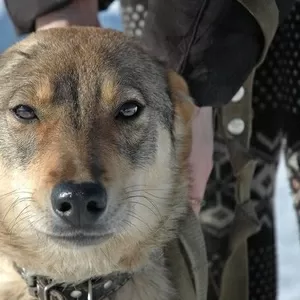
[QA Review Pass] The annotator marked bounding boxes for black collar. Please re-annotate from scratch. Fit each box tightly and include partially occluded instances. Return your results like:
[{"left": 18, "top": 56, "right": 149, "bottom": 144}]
[{"left": 15, "top": 264, "right": 132, "bottom": 300}]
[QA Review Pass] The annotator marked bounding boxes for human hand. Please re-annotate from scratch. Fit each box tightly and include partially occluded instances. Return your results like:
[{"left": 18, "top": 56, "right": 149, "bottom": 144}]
[
  {"left": 188, "top": 107, "right": 213, "bottom": 215},
  {"left": 35, "top": 0, "right": 100, "bottom": 31}
]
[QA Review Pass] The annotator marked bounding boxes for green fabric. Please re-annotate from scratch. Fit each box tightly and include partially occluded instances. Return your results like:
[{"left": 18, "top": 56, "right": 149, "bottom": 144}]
[
  {"left": 166, "top": 210, "right": 208, "bottom": 300},
  {"left": 217, "top": 73, "right": 261, "bottom": 300},
  {"left": 236, "top": 0, "right": 279, "bottom": 66}
]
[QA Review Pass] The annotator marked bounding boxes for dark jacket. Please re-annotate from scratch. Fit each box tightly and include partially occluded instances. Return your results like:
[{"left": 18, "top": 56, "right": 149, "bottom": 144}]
[{"left": 4, "top": 0, "right": 296, "bottom": 106}]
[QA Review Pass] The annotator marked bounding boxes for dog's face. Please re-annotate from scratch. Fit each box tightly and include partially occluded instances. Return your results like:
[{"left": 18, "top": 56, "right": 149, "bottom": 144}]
[{"left": 0, "top": 28, "right": 194, "bottom": 281}]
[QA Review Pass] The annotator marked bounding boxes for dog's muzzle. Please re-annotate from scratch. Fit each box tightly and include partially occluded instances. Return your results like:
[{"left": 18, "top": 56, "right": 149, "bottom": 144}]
[{"left": 14, "top": 264, "right": 131, "bottom": 300}]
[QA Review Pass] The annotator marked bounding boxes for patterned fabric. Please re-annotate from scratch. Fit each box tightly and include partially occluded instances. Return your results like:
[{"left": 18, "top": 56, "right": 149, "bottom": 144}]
[
  {"left": 119, "top": 0, "right": 300, "bottom": 299},
  {"left": 120, "top": 0, "right": 147, "bottom": 37},
  {"left": 202, "top": 1, "right": 300, "bottom": 299}
]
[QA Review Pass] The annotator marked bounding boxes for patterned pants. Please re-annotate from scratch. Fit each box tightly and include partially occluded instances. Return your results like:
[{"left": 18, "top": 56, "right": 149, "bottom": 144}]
[{"left": 119, "top": 0, "right": 300, "bottom": 298}]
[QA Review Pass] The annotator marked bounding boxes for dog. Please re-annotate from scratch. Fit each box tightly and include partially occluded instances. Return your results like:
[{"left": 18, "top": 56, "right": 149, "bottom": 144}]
[{"left": 0, "top": 27, "right": 202, "bottom": 300}]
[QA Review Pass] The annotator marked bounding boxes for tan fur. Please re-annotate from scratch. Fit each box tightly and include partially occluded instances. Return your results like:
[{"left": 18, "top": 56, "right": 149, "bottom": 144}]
[
  {"left": 35, "top": 77, "right": 53, "bottom": 105},
  {"left": 101, "top": 75, "right": 119, "bottom": 107},
  {"left": 0, "top": 28, "right": 196, "bottom": 300}
]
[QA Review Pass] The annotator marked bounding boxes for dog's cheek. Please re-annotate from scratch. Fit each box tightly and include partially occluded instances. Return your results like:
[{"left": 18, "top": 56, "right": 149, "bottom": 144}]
[
  {"left": 0, "top": 161, "right": 42, "bottom": 264},
  {"left": 122, "top": 128, "right": 174, "bottom": 233},
  {"left": 117, "top": 127, "right": 190, "bottom": 271},
  {"left": 0, "top": 159, "right": 34, "bottom": 233},
  {"left": 0, "top": 148, "right": 63, "bottom": 233},
  {"left": 115, "top": 128, "right": 175, "bottom": 269},
  {"left": 0, "top": 162, "right": 16, "bottom": 226}
]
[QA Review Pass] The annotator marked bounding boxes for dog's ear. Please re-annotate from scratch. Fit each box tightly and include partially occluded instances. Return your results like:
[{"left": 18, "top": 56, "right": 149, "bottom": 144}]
[
  {"left": 167, "top": 70, "right": 196, "bottom": 128},
  {"left": 167, "top": 70, "right": 197, "bottom": 165}
]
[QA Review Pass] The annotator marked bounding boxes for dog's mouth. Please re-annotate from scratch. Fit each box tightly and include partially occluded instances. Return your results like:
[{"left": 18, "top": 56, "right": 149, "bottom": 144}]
[
  {"left": 30, "top": 203, "right": 127, "bottom": 247},
  {"left": 44, "top": 232, "right": 113, "bottom": 246}
]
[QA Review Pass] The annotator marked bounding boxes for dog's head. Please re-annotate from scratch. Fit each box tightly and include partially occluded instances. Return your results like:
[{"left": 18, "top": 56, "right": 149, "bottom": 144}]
[{"left": 0, "top": 28, "right": 195, "bottom": 281}]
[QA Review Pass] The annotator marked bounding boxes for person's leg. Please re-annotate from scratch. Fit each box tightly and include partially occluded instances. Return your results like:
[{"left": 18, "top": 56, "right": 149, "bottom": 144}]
[
  {"left": 246, "top": 41, "right": 284, "bottom": 299},
  {"left": 199, "top": 7, "right": 292, "bottom": 299},
  {"left": 200, "top": 135, "right": 280, "bottom": 300}
]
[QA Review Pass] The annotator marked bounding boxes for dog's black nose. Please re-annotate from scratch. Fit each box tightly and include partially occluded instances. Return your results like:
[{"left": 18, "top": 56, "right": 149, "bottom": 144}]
[{"left": 51, "top": 181, "right": 107, "bottom": 227}]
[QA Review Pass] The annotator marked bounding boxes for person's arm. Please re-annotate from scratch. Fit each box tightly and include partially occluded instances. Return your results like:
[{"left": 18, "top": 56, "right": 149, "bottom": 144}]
[
  {"left": 142, "top": 0, "right": 295, "bottom": 107},
  {"left": 4, "top": 0, "right": 114, "bottom": 34}
]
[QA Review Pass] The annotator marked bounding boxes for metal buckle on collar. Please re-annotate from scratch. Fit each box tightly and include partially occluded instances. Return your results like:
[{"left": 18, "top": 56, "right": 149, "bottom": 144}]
[
  {"left": 28, "top": 276, "right": 98, "bottom": 300},
  {"left": 35, "top": 277, "right": 64, "bottom": 300},
  {"left": 29, "top": 277, "right": 105, "bottom": 300},
  {"left": 40, "top": 281, "right": 58, "bottom": 300},
  {"left": 21, "top": 274, "right": 61, "bottom": 300}
]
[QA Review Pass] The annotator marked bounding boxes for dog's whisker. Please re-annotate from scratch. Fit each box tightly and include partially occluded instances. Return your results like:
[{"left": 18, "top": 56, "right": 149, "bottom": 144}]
[
  {"left": 119, "top": 219, "right": 144, "bottom": 237},
  {"left": 13, "top": 212, "right": 37, "bottom": 232},
  {"left": 127, "top": 200, "right": 160, "bottom": 217},
  {"left": 2, "top": 197, "right": 33, "bottom": 223},
  {"left": 28, "top": 215, "right": 52, "bottom": 233},
  {"left": 7, "top": 205, "right": 32, "bottom": 234},
  {"left": 125, "top": 210, "right": 154, "bottom": 232},
  {"left": 123, "top": 187, "right": 172, "bottom": 196},
  {"left": 0, "top": 190, "right": 33, "bottom": 201},
  {"left": 122, "top": 194, "right": 168, "bottom": 218},
  {"left": 122, "top": 189, "right": 173, "bottom": 201},
  {"left": 126, "top": 199, "right": 162, "bottom": 220},
  {"left": 2, "top": 196, "right": 35, "bottom": 222},
  {"left": 124, "top": 184, "right": 171, "bottom": 190},
  {"left": 121, "top": 193, "right": 170, "bottom": 203}
]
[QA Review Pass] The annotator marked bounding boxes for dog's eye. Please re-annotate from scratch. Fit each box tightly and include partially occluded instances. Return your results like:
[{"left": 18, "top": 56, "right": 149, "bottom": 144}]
[
  {"left": 12, "top": 105, "right": 37, "bottom": 121},
  {"left": 116, "top": 101, "right": 142, "bottom": 119}
]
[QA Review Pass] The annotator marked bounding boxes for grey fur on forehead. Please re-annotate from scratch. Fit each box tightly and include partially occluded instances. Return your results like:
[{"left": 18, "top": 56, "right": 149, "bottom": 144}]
[{"left": 0, "top": 27, "right": 175, "bottom": 168}]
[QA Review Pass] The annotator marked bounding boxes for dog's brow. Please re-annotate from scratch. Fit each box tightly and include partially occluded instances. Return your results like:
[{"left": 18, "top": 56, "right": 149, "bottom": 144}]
[
  {"left": 99, "top": 74, "right": 120, "bottom": 108},
  {"left": 101, "top": 77, "right": 117, "bottom": 106},
  {"left": 52, "top": 71, "right": 79, "bottom": 106},
  {"left": 35, "top": 78, "right": 53, "bottom": 103}
]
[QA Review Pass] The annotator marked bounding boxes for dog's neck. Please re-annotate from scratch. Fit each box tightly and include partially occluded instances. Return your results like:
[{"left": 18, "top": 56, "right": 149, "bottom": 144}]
[{"left": 15, "top": 247, "right": 172, "bottom": 300}]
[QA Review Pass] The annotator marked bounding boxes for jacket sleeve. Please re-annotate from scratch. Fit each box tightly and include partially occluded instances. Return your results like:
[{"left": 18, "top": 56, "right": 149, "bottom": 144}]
[
  {"left": 4, "top": 0, "right": 114, "bottom": 35},
  {"left": 143, "top": 0, "right": 294, "bottom": 107}
]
